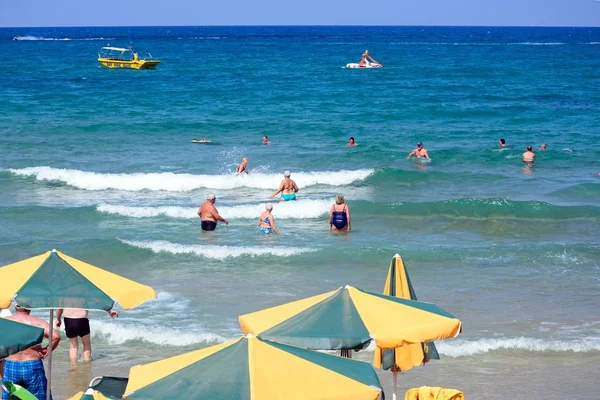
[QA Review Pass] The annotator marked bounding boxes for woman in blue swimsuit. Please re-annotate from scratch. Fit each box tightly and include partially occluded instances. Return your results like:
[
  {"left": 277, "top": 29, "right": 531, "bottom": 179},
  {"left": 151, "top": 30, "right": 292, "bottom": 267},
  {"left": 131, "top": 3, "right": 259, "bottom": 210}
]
[
  {"left": 330, "top": 194, "right": 351, "bottom": 231},
  {"left": 258, "top": 203, "right": 280, "bottom": 235}
]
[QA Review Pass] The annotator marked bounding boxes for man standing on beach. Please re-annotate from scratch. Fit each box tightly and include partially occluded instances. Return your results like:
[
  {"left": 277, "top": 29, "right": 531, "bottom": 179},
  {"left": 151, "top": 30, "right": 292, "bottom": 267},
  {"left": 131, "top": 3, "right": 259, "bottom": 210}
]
[
  {"left": 198, "top": 193, "right": 228, "bottom": 231},
  {"left": 3, "top": 305, "right": 60, "bottom": 400},
  {"left": 270, "top": 171, "right": 299, "bottom": 201},
  {"left": 55, "top": 308, "right": 118, "bottom": 362},
  {"left": 523, "top": 146, "right": 536, "bottom": 164}
]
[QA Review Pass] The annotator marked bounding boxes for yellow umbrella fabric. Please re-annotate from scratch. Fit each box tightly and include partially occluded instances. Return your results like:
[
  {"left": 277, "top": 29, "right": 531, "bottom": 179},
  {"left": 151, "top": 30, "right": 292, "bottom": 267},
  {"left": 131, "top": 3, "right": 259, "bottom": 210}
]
[
  {"left": 373, "top": 254, "right": 439, "bottom": 371},
  {"left": 124, "top": 335, "right": 383, "bottom": 400},
  {"left": 66, "top": 389, "right": 113, "bottom": 400},
  {"left": 405, "top": 386, "right": 464, "bottom": 400}
]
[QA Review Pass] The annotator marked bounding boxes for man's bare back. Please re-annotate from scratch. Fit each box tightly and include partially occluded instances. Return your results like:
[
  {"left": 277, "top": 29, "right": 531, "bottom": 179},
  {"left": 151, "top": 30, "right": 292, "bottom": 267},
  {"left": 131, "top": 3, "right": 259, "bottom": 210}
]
[
  {"left": 199, "top": 201, "right": 219, "bottom": 222},
  {"left": 523, "top": 146, "right": 536, "bottom": 163},
  {"left": 6, "top": 309, "right": 54, "bottom": 361}
]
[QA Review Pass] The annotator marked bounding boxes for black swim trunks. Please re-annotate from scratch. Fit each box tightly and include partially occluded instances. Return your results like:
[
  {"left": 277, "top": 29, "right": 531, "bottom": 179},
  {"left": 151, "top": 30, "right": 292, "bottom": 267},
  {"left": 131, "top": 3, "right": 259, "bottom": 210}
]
[
  {"left": 64, "top": 317, "right": 91, "bottom": 338},
  {"left": 201, "top": 220, "right": 217, "bottom": 231}
]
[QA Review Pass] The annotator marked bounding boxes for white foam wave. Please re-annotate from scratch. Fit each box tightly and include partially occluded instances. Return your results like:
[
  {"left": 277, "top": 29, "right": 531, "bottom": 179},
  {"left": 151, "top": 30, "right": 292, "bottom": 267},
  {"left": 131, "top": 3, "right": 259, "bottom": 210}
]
[
  {"left": 9, "top": 167, "right": 373, "bottom": 192},
  {"left": 119, "top": 239, "right": 317, "bottom": 260},
  {"left": 98, "top": 199, "right": 332, "bottom": 219},
  {"left": 90, "top": 320, "right": 226, "bottom": 346},
  {"left": 13, "top": 35, "right": 111, "bottom": 41},
  {"left": 510, "top": 42, "right": 565, "bottom": 46},
  {"left": 436, "top": 337, "right": 600, "bottom": 357}
]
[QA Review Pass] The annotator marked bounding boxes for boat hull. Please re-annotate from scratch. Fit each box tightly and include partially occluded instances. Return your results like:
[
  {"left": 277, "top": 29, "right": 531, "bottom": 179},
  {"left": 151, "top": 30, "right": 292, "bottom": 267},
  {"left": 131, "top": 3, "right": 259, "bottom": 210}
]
[
  {"left": 98, "top": 58, "right": 161, "bottom": 69},
  {"left": 346, "top": 63, "right": 382, "bottom": 69}
]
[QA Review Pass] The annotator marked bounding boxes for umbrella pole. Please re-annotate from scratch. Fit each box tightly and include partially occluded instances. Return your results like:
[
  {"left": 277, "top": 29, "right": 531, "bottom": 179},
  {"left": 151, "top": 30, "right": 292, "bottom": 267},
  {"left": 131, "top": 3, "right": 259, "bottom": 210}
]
[
  {"left": 392, "top": 367, "right": 398, "bottom": 400},
  {"left": 46, "top": 309, "right": 54, "bottom": 400}
]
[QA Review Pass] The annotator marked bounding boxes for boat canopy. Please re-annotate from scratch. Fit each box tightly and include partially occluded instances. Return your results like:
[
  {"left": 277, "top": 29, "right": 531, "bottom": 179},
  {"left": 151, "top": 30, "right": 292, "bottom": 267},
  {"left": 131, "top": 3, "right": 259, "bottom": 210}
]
[{"left": 101, "top": 47, "right": 129, "bottom": 52}]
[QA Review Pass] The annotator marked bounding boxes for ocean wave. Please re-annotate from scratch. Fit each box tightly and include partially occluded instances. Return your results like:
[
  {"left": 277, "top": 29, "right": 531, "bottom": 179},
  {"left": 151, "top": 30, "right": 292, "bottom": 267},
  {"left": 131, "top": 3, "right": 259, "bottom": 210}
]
[
  {"left": 437, "top": 336, "right": 600, "bottom": 357},
  {"left": 119, "top": 239, "right": 317, "bottom": 260},
  {"left": 89, "top": 320, "right": 227, "bottom": 346},
  {"left": 8, "top": 167, "right": 373, "bottom": 192},
  {"left": 509, "top": 42, "right": 565, "bottom": 46},
  {"left": 376, "top": 198, "right": 600, "bottom": 220},
  {"left": 12, "top": 35, "right": 111, "bottom": 41},
  {"left": 97, "top": 199, "right": 332, "bottom": 219}
]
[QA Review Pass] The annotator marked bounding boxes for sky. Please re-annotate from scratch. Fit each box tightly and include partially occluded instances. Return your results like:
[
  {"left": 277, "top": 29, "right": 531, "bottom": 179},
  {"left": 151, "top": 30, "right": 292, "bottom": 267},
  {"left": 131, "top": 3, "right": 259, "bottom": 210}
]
[{"left": 1, "top": 0, "right": 599, "bottom": 27}]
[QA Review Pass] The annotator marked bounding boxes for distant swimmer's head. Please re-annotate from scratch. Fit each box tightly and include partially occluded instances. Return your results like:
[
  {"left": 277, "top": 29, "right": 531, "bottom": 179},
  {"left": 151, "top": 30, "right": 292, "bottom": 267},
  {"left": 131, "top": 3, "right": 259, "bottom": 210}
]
[
  {"left": 527, "top": 146, "right": 533, "bottom": 151},
  {"left": 540, "top": 144, "right": 547, "bottom": 151},
  {"left": 242, "top": 157, "right": 248, "bottom": 163},
  {"left": 500, "top": 138, "right": 506, "bottom": 145},
  {"left": 283, "top": 170, "right": 291, "bottom": 177},
  {"left": 336, "top": 193, "right": 345, "bottom": 205},
  {"left": 417, "top": 142, "right": 423, "bottom": 148},
  {"left": 207, "top": 192, "right": 216, "bottom": 202},
  {"left": 265, "top": 203, "right": 274, "bottom": 212},
  {"left": 349, "top": 137, "right": 355, "bottom": 144}
]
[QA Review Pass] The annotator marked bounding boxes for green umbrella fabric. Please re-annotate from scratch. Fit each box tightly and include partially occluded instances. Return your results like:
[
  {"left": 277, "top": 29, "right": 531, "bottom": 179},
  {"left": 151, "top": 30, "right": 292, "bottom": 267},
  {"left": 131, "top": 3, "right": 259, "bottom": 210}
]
[
  {"left": 2, "top": 381, "right": 39, "bottom": 400},
  {"left": 0, "top": 318, "right": 44, "bottom": 360}
]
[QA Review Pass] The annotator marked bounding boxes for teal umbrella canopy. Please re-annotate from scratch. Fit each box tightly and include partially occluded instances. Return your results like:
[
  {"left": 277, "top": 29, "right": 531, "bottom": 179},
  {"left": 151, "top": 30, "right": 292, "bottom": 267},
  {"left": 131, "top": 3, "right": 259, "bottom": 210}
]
[{"left": 0, "top": 317, "right": 44, "bottom": 360}]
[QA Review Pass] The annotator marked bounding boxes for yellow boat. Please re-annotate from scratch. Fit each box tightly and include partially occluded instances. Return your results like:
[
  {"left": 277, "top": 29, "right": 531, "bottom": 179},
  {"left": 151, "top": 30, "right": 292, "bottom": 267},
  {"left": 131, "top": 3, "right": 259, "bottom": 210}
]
[{"left": 97, "top": 46, "right": 160, "bottom": 69}]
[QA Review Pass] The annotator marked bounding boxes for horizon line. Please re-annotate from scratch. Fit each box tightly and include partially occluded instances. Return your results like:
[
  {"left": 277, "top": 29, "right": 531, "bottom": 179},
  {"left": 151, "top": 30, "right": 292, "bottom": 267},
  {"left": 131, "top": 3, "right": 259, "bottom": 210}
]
[{"left": 1, "top": 24, "right": 600, "bottom": 29}]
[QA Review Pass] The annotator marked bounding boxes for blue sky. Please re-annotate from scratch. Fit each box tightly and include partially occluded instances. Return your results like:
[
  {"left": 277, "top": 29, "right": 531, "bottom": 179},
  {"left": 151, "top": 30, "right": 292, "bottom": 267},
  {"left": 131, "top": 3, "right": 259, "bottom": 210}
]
[{"left": 1, "top": 0, "right": 598, "bottom": 27}]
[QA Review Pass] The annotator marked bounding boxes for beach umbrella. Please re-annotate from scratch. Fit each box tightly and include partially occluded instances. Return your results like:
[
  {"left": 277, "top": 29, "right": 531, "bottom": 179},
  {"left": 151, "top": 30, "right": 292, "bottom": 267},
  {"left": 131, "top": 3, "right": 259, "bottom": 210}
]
[
  {"left": 0, "top": 317, "right": 44, "bottom": 360},
  {"left": 66, "top": 376, "right": 128, "bottom": 400},
  {"left": 123, "top": 334, "right": 383, "bottom": 400},
  {"left": 372, "top": 254, "right": 440, "bottom": 400},
  {"left": 66, "top": 389, "right": 113, "bottom": 400},
  {"left": 0, "top": 249, "right": 157, "bottom": 400},
  {"left": 1, "top": 382, "right": 38, "bottom": 400},
  {"left": 239, "top": 285, "right": 461, "bottom": 351}
]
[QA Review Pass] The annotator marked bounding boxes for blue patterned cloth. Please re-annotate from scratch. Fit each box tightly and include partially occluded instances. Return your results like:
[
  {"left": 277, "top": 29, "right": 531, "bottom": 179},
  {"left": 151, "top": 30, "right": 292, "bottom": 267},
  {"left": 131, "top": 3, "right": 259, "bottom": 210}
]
[{"left": 2, "top": 359, "right": 51, "bottom": 400}]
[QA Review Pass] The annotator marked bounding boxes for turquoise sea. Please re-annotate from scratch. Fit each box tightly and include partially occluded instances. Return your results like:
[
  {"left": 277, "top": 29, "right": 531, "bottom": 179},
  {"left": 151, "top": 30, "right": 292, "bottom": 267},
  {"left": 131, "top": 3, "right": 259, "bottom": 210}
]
[{"left": 1, "top": 26, "right": 599, "bottom": 398}]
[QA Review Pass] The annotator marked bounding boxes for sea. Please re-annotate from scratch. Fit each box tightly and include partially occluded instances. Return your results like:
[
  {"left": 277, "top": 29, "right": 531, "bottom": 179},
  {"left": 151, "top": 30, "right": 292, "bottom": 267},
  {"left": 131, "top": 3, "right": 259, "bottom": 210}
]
[{"left": 0, "top": 26, "right": 599, "bottom": 399}]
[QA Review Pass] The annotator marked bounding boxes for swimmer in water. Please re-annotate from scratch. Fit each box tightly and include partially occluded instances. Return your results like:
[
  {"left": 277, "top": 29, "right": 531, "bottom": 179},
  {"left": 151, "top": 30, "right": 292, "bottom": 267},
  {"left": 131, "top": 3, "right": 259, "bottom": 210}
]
[
  {"left": 197, "top": 193, "right": 228, "bottom": 231},
  {"left": 237, "top": 157, "right": 249, "bottom": 174},
  {"left": 329, "top": 194, "right": 351, "bottom": 232},
  {"left": 348, "top": 137, "right": 357, "bottom": 146},
  {"left": 258, "top": 203, "right": 280, "bottom": 235},
  {"left": 522, "top": 146, "right": 536, "bottom": 164},
  {"left": 407, "top": 142, "right": 430, "bottom": 160},
  {"left": 539, "top": 144, "right": 547, "bottom": 151},
  {"left": 262, "top": 135, "right": 270, "bottom": 145},
  {"left": 270, "top": 170, "right": 299, "bottom": 201},
  {"left": 499, "top": 138, "right": 507, "bottom": 148},
  {"left": 200, "top": 137, "right": 208, "bottom": 142}
]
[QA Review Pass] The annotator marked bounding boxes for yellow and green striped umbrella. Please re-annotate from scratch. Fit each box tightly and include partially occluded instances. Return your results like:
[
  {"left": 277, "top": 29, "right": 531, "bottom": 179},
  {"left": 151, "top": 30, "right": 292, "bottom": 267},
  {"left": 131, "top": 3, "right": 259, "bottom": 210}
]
[
  {"left": 373, "top": 254, "right": 440, "bottom": 372},
  {"left": 0, "top": 249, "right": 156, "bottom": 400},
  {"left": 373, "top": 254, "right": 444, "bottom": 400},
  {"left": 0, "top": 250, "right": 156, "bottom": 310},
  {"left": 239, "top": 285, "right": 461, "bottom": 351},
  {"left": 66, "top": 389, "right": 113, "bottom": 400},
  {"left": 123, "top": 335, "right": 383, "bottom": 400}
]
